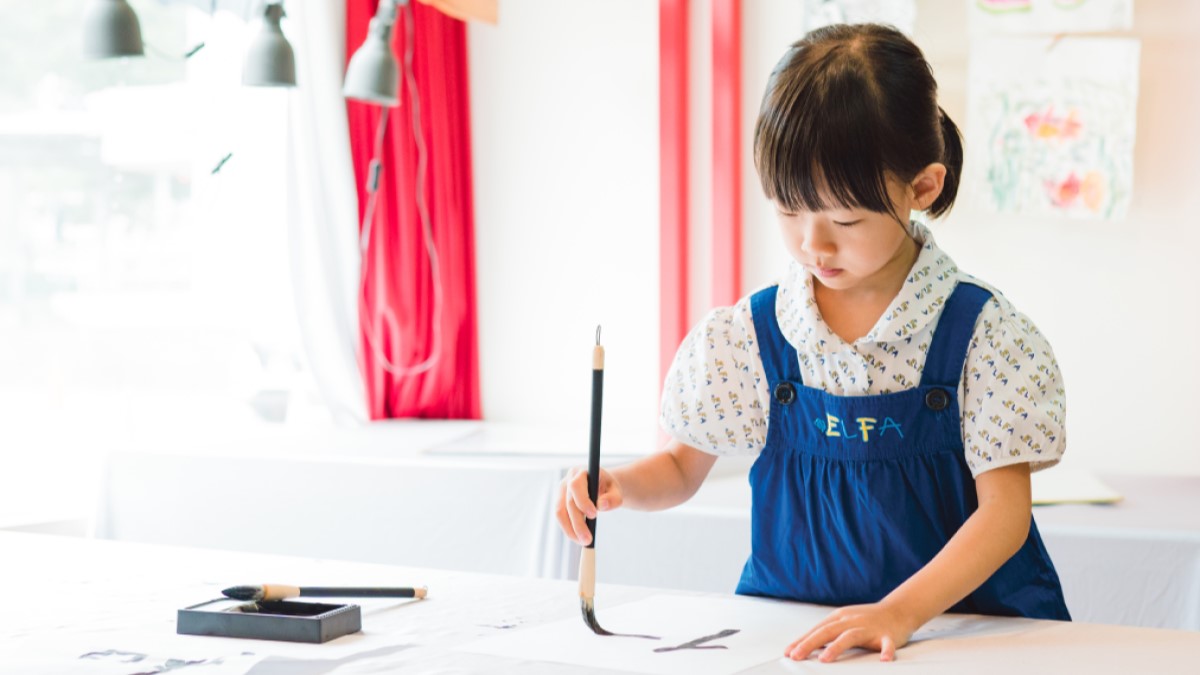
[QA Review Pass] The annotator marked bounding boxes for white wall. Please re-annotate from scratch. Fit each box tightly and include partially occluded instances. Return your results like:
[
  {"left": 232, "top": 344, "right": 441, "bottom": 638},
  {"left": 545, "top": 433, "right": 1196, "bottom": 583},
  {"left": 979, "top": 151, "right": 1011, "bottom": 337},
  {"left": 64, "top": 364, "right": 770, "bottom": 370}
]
[
  {"left": 740, "top": 1, "right": 809, "bottom": 294},
  {"left": 917, "top": 0, "right": 1200, "bottom": 475},
  {"left": 468, "top": 1, "right": 662, "bottom": 450},
  {"left": 470, "top": 0, "right": 1200, "bottom": 474}
]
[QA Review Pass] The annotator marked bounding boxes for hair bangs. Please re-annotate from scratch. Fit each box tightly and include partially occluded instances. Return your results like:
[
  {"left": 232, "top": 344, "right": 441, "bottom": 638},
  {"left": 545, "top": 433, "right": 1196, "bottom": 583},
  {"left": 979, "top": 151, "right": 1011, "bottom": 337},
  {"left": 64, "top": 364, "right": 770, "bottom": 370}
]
[{"left": 755, "top": 41, "right": 900, "bottom": 220}]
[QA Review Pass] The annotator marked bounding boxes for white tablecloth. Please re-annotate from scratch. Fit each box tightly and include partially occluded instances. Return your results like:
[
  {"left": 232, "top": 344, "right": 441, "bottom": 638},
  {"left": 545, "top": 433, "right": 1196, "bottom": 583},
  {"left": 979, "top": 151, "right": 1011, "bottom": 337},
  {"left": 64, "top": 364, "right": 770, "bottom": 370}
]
[
  {"left": 591, "top": 469, "right": 1200, "bottom": 631},
  {"left": 95, "top": 421, "right": 578, "bottom": 580},
  {"left": 2, "top": 532, "right": 1198, "bottom": 674},
  {"left": 1032, "top": 474, "right": 1200, "bottom": 630}
]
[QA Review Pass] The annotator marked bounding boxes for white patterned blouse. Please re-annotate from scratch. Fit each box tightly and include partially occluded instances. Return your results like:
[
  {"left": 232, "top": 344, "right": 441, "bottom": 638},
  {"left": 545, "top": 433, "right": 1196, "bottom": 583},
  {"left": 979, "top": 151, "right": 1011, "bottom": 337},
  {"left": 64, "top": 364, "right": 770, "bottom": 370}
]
[{"left": 660, "top": 223, "right": 1066, "bottom": 477}]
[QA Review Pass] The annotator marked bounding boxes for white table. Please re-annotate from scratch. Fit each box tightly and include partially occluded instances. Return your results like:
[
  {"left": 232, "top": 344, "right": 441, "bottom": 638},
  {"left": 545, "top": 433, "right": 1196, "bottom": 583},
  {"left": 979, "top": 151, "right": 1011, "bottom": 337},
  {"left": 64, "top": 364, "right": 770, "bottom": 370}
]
[
  {"left": 593, "top": 469, "right": 1200, "bottom": 631},
  {"left": 94, "top": 424, "right": 1200, "bottom": 631},
  {"left": 1, "top": 531, "right": 1197, "bottom": 675}
]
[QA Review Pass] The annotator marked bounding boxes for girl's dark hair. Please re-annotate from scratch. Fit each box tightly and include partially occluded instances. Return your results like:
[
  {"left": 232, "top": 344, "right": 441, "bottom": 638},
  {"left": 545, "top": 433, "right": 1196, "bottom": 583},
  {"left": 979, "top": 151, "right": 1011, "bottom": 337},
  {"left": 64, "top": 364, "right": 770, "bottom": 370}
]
[{"left": 754, "top": 23, "right": 963, "bottom": 220}]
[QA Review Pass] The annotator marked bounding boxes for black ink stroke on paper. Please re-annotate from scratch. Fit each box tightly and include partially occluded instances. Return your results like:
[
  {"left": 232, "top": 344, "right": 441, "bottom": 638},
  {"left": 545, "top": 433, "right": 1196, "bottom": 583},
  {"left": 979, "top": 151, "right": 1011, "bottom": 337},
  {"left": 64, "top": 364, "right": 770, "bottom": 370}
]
[{"left": 653, "top": 628, "right": 741, "bottom": 653}]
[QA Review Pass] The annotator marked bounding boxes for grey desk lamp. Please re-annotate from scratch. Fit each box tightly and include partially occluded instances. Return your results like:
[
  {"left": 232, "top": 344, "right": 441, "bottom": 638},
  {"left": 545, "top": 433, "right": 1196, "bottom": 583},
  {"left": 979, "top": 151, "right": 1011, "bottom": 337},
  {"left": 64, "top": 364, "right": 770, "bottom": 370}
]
[
  {"left": 243, "top": 2, "right": 297, "bottom": 86},
  {"left": 343, "top": 0, "right": 407, "bottom": 106},
  {"left": 83, "top": 0, "right": 145, "bottom": 59}
]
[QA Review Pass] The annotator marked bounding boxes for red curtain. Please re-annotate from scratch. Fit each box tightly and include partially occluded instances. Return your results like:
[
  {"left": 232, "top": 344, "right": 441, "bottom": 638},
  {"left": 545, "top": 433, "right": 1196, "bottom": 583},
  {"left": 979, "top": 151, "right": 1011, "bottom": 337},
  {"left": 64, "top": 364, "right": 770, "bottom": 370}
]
[{"left": 345, "top": 0, "right": 481, "bottom": 420}]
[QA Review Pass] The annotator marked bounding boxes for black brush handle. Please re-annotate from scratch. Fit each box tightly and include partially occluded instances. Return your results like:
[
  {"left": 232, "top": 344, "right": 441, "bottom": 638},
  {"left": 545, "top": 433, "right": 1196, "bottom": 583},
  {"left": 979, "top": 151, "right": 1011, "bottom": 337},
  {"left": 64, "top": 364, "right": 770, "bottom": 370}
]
[
  {"left": 301, "top": 586, "right": 422, "bottom": 598},
  {"left": 586, "top": 355, "right": 604, "bottom": 549}
]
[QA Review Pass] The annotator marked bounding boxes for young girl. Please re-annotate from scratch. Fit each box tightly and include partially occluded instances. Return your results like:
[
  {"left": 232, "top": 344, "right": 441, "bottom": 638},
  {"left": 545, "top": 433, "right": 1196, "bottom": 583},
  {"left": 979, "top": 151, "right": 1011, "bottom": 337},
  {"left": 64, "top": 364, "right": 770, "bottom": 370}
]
[{"left": 556, "top": 23, "right": 1070, "bottom": 663}]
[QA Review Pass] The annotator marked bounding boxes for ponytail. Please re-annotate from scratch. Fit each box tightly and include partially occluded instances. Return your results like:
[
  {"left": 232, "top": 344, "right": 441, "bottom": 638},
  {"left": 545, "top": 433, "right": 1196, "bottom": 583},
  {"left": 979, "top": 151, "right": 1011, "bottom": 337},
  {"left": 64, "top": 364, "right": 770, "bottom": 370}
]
[{"left": 929, "top": 106, "right": 963, "bottom": 218}]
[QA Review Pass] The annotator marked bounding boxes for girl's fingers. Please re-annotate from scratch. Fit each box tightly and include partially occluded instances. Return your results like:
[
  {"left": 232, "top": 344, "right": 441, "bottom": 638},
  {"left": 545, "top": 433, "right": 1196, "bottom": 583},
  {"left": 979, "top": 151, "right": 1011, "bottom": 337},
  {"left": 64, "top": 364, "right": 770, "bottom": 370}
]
[
  {"left": 784, "top": 614, "right": 841, "bottom": 656},
  {"left": 560, "top": 467, "right": 621, "bottom": 542},
  {"left": 598, "top": 477, "right": 623, "bottom": 511},
  {"left": 598, "top": 489, "right": 622, "bottom": 511},
  {"left": 787, "top": 622, "right": 846, "bottom": 661},
  {"left": 554, "top": 491, "right": 574, "bottom": 541},
  {"left": 784, "top": 631, "right": 813, "bottom": 655},
  {"left": 564, "top": 492, "right": 591, "bottom": 544},
  {"left": 567, "top": 469, "right": 598, "bottom": 518},
  {"left": 880, "top": 635, "right": 897, "bottom": 662},
  {"left": 817, "top": 628, "right": 866, "bottom": 663}
]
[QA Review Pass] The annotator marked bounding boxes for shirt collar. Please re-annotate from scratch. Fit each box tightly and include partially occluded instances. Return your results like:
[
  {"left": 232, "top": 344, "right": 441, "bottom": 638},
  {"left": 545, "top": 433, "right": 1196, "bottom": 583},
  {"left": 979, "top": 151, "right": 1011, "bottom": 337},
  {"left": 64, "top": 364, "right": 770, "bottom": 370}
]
[{"left": 776, "top": 221, "right": 960, "bottom": 353}]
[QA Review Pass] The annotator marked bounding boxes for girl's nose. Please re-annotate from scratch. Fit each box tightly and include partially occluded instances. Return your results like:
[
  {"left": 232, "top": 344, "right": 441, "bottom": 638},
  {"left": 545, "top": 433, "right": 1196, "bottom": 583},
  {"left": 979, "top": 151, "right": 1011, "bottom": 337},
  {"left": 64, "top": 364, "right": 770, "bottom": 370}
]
[{"left": 801, "top": 222, "right": 836, "bottom": 257}]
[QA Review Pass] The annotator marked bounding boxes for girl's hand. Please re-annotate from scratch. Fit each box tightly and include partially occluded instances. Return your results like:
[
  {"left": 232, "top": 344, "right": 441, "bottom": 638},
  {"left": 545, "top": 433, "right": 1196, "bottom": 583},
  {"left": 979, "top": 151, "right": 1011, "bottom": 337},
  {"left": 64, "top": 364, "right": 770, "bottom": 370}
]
[
  {"left": 555, "top": 466, "right": 624, "bottom": 545},
  {"left": 784, "top": 602, "right": 916, "bottom": 663}
]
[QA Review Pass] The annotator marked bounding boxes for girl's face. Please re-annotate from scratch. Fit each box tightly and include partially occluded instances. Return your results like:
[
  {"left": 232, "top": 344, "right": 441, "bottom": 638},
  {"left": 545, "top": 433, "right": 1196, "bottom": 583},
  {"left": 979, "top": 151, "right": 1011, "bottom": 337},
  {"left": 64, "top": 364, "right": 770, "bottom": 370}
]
[
  {"left": 775, "top": 203, "right": 914, "bottom": 293},
  {"left": 774, "top": 168, "right": 944, "bottom": 293}
]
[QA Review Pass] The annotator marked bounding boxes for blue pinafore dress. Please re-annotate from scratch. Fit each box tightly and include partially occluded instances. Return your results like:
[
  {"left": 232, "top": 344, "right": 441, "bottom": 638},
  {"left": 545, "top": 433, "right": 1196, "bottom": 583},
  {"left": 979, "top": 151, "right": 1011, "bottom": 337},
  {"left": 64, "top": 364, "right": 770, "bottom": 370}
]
[{"left": 735, "top": 282, "right": 1070, "bottom": 620}]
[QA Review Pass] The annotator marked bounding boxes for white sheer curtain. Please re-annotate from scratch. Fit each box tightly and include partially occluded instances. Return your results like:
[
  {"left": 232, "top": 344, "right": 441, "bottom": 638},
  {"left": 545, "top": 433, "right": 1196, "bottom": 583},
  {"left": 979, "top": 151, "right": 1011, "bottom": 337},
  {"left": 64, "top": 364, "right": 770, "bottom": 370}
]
[{"left": 284, "top": 0, "right": 367, "bottom": 425}]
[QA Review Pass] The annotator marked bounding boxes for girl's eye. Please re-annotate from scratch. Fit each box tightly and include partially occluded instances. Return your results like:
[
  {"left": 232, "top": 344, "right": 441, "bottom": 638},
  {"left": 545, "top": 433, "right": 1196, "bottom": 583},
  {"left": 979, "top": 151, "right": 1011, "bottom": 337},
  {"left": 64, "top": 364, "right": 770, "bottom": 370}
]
[{"left": 833, "top": 219, "right": 861, "bottom": 227}]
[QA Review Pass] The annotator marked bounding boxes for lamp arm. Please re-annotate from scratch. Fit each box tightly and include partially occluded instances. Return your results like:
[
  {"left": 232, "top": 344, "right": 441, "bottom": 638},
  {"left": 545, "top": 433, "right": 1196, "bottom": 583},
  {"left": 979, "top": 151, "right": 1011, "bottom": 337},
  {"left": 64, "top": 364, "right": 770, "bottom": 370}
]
[
  {"left": 373, "top": 0, "right": 411, "bottom": 22},
  {"left": 364, "top": 0, "right": 411, "bottom": 40}
]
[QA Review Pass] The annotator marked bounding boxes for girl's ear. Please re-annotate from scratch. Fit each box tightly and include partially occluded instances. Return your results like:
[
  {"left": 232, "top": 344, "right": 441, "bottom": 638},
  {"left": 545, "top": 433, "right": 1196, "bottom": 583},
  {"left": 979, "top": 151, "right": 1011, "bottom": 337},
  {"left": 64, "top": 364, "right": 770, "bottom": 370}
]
[{"left": 910, "top": 163, "right": 947, "bottom": 212}]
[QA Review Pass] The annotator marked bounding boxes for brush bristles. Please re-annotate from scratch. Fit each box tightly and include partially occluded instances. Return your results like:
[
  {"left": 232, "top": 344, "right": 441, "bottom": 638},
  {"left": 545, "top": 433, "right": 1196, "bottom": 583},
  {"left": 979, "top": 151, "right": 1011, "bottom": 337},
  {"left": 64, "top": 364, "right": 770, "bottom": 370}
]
[
  {"left": 221, "top": 585, "right": 264, "bottom": 602},
  {"left": 581, "top": 599, "right": 611, "bottom": 635}
]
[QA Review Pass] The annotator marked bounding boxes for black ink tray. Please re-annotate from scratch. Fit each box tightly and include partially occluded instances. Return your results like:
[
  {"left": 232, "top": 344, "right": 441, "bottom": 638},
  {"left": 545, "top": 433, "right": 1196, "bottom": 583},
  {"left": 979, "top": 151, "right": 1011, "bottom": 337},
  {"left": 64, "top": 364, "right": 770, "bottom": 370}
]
[{"left": 177, "top": 598, "right": 362, "bottom": 643}]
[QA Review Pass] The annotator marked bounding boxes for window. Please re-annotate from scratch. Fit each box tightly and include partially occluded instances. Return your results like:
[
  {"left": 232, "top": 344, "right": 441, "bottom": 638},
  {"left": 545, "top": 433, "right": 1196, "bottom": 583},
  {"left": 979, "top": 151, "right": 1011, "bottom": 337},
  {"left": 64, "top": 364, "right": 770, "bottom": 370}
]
[{"left": 0, "top": 1, "right": 303, "bottom": 523}]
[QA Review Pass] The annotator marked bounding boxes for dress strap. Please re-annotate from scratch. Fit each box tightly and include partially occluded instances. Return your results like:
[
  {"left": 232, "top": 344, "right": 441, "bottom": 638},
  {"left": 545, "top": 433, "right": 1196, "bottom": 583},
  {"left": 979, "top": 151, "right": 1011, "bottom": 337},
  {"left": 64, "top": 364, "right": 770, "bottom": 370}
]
[
  {"left": 750, "top": 285, "right": 801, "bottom": 386},
  {"left": 919, "top": 281, "right": 993, "bottom": 388}
]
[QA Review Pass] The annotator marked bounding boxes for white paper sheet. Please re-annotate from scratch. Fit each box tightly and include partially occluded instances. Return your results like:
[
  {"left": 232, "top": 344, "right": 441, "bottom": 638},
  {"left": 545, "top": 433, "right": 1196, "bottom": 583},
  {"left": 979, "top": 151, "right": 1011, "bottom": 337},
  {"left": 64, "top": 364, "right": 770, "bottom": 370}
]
[
  {"left": 459, "top": 594, "right": 831, "bottom": 675},
  {"left": 0, "top": 648, "right": 266, "bottom": 675}
]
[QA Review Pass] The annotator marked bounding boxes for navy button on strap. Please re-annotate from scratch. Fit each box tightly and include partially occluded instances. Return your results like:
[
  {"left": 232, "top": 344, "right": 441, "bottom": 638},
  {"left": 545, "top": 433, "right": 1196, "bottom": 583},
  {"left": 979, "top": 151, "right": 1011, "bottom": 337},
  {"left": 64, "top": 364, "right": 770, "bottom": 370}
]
[
  {"left": 925, "top": 388, "right": 950, "bottom": 411},
  {"left": 774, "top": 382, "right": 797, "bottom": 405}
]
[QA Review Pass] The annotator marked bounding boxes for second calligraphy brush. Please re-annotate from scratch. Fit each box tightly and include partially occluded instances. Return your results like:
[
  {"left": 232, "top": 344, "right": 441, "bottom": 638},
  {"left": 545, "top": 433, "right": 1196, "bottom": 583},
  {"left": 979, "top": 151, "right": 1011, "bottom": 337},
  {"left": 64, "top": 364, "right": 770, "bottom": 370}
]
[{"left": 222, "top": 585, "right": 427, "bottom": 602}]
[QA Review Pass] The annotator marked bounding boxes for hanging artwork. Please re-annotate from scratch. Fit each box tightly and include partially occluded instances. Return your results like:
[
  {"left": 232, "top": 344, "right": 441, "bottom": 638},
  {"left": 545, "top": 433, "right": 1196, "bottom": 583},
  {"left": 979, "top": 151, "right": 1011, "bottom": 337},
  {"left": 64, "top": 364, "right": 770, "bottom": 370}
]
[
  {"left": 805, "top": 0, "right": 918, "bottom": 36},
  {"left": 965, "top": 37, "right": 1140, "bottom": 220},
  {"left": 969, "top": 0, "right": 1133, "bottom": 35}
]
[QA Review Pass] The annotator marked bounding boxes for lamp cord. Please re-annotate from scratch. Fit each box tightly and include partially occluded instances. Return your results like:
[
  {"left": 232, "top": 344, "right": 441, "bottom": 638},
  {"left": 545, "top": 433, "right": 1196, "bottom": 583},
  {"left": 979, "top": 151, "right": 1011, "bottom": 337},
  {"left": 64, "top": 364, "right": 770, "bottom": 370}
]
[
  {"left": 145, "top": 0, "right": 216, "bottom": 61},
  {"left": 358, "top": 1, "right": 444, "bottom": 378}
]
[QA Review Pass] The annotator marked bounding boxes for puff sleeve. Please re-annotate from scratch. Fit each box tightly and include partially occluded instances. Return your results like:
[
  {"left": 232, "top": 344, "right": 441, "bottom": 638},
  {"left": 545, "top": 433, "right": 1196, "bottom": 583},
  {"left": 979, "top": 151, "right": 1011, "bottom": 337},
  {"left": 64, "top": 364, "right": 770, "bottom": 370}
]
[
  {"left": 960, "top": 298, "right": 1067, "bottom": 476},
  {"left": 659, "top": 298, "right": 771, "bottom": 456}
]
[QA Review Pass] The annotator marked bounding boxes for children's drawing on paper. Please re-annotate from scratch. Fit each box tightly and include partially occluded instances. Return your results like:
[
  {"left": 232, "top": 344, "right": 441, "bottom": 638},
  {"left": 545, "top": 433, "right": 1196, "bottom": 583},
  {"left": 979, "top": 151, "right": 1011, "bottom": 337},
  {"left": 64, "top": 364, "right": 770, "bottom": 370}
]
[
  {"left": 966, "top": 37, "right": 1140, "bottom": 220},
  {"left": 969, "top": 0, "right": 1133, "bottom": 35}
]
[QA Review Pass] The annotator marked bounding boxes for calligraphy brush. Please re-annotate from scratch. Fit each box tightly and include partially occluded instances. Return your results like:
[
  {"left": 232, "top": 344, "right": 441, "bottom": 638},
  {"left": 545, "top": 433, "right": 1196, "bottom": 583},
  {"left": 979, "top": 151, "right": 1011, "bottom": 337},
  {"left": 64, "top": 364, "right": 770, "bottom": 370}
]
[
  {"left": 574, "top": 327, "right": 660, "bottom": 640},
  {"left": 580, "top": 325, "right": 608, "bottom": 635}
]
